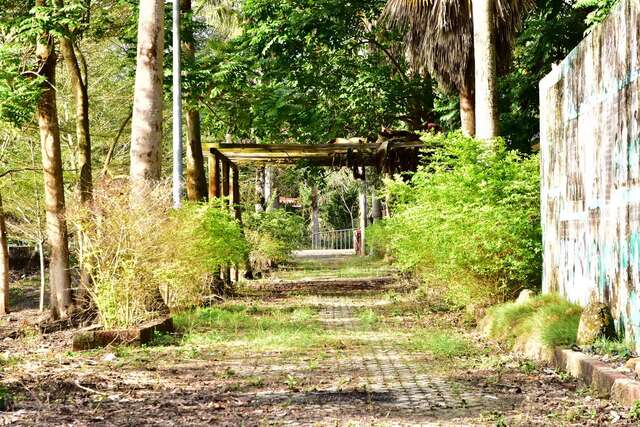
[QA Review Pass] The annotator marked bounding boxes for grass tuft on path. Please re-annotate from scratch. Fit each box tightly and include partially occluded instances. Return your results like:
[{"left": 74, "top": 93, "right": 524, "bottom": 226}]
[{"left": 407, "top": 330, "right": 476, "bottom": 359}]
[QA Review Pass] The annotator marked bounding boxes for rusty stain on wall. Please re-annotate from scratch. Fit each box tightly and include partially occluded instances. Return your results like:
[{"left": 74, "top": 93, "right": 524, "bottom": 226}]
[{"left": 540, "top": 0, "right": 640, "bottom": 350}]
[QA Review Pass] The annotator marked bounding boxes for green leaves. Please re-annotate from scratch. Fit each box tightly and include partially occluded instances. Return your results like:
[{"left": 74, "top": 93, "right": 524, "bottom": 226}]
[
  {"left": 369, "top": 132, "right": 542, "bottom": 305},
  {"left": 198, "top": 0, "right": 430, "bottom": 143},
  {"left": 574, "top": 0, "right": 618, "bottom": 31}
]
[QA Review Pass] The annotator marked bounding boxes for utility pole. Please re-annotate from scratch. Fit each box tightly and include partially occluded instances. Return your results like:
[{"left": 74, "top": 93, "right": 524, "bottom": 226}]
[{"left": 172, "top": 0, "right": 183, "bottom": 208}]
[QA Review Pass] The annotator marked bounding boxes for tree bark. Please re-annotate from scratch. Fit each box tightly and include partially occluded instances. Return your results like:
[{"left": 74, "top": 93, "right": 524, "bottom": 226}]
[
  {"left": 185, "top": 111, "right": 208, "bottom": 201},
  {"left": 0, "top": 193, "right": 9, "bottom": 315},
  {"left": 264, "top": 166, "right": 275, "bottom": 211},
  {"left": 182, "top": 0, "right": 208, "bottom": 202},
  {"left": 472, "top": 0, "right": 499, "bottom": 139},
  {"left": 57, "top": 27, "right": 93, "bottom": 305},
  {"left": 255, "top": 165, "right": 265, "bottom": 212},
  {"left": 459, "top": 85, "right": 476, "bottom": 137},
  {"left": 58, "top": 33, "right": 92, "bottom": 203},
  {"left": 130, "top": 0, "right": 165, "bottom": 191},
  {"left": 36, "top": 13, "right": 73, "bottom": 318}
]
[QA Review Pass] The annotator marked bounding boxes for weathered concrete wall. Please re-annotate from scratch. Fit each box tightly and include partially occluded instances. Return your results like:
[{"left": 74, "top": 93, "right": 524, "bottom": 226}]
[{"left": 540, "top": 0, "right": 640, "bottom": 349}]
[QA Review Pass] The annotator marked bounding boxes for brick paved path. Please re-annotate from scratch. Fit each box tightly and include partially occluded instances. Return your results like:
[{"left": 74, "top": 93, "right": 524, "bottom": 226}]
[{"left": 312, "top": 300, "right": 520, "bottom": 425}]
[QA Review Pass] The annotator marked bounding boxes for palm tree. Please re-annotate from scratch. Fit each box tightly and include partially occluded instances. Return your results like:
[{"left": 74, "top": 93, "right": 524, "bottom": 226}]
[{"left": 383, "top": 0, "right": 533, "bottom": 137}]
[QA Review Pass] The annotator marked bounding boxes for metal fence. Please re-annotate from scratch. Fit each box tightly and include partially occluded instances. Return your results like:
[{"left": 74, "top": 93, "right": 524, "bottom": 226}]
[{"left": 309, "top": 228, "right": 355, "bottom": 250}]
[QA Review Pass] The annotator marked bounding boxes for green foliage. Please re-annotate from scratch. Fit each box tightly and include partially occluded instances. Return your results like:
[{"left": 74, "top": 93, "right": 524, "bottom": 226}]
[
  {"left": 245, "top": 209, "right": 305, "bottom": 270},
  {"left": 73, "top": 181, "right": 247, "bottom": 328},
  {"left": 486, "top": 294, "right": 583, "bottom": 348},
  {"left": 498, "top": 0, "right": 587, "bottom": 151},
  {"left": 199, "top": 0, "right": 435, "bottom": 143},
  {"left": 368, "top": 132, "right": 542, "bottom": 305},
  {"left": 574, "top": 0, "right": 618, "bottom": 30},
  {"left": 630, "top": 400, "right": 640, "bottom": 421},
  {"left": 590, "top": 338, "right": 634, "bottom": 359}
]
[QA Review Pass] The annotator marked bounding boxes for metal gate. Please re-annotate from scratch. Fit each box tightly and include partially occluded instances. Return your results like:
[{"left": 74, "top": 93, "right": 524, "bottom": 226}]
[{"left": 310, "top": 228, "right": 355, "bottom": 251}]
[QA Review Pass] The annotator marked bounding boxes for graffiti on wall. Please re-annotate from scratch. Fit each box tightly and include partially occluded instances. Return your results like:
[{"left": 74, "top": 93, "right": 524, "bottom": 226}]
[{"left": 540, "top": 0, "right": 640, "bottom": 349}]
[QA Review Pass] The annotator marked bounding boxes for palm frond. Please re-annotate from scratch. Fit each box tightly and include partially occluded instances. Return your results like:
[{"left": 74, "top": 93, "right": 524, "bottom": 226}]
[{"left": 383, "top": 0, "right": 534, "bottom": 92}]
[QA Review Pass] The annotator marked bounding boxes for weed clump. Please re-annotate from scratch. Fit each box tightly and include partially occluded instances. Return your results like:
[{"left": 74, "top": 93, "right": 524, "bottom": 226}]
[{"left": 485, "top": 294, "right": 582, "bottom": 349}]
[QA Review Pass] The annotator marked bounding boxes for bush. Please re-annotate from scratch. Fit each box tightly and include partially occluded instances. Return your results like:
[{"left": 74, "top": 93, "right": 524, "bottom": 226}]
[
  {"left": 245, "top": 210, "right": 306, "bottom": 271},
  {"left": 73, "top": 180, "right": 247, "bottom": 328},
  {"left": 367, "top": 131, "right": 541, "bottom": 305}
]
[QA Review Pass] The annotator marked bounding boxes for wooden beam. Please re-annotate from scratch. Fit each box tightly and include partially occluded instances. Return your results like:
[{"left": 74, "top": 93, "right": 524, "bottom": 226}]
[{"left": 202, "top": 141, "right": 423, "bottom": 167}]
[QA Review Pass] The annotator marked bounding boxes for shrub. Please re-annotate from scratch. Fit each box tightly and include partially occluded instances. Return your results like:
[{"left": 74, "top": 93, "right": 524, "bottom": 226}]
[
  {"left": 245, "top": 209, "right": 305, "bottom": 271},
  {"left": 367, "top": 131, "right": 541, "bottom": 305},
  {"left": 73, "top": 180, "right": 247, "bottom": 328}
]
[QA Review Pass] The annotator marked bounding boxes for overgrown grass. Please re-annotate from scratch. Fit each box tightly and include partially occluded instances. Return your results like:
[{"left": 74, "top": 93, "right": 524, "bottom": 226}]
[
  {"left": 485, "top": 294, "right": 582, "bottom": 348},
  {"left": 173, "top": 303, "right": 337, "bottom": 352},
  {"left": 407, "top": 330, "right": 475, "bottom": 359}
]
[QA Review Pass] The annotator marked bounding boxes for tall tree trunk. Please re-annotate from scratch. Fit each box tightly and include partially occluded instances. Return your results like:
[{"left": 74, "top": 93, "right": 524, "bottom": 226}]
[
  {"left": 182, "top": 0, "right": 207, "bottom": 201},
  {"left": 185, "top": 111, "right": 207, "bottom": 201},
  {"left": 472, "top": 0, "right": 499, "bottom": 139},
  {"left": 0, "top": 193, "right": 9, "bottom": 315},
  {"left": 264, "top": 166, "right": 275, "bottom": 211},
  {"left": 36, "top": 13, "right": 73, "bottom": 318},
  {"left": 459, "top": 85, "right": 476, "bottom": 137},
  {"left": 255, "top": 165, "right": 265, "bottom": 212},
  {"left": 56, "top": 13, "right": 92, "bottom": 203},
  {"left": 57, "top": 20, "right": 93, "bottom": 305},
  {"left": 130, "top": 0, "right": 165, "bottom": 191}
]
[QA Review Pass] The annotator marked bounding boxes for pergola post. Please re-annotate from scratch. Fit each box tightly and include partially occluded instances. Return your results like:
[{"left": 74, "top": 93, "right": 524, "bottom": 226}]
[
  {"left": 222, "top": 157, "right": 230, "bottom": 199},
  {"left": 231, "top": 164, "right": 241, "bottom": 222},
  {"left": 208, "top": 153, "right": 221, "bottom": 200},
  {"left": 358, "top": 180, "right": 368, "bottom": 256}
]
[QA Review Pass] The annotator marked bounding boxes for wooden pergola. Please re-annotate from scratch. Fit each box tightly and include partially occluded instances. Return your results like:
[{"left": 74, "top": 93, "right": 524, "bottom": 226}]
[
  {"left": 203, "top": 139, "right": 423, "bottom": 203},
  {"left": 203, "top": 139, "right": 424, "bottom": 257}
]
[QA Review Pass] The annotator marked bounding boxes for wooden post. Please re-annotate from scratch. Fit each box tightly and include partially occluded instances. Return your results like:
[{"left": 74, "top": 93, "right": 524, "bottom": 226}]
[
  {"left": 222, "top": 157, "right": 230, "bottom": 199},
  {"left": 221, "top": 158, "right": 231, "bottom": 285},
  {"left": 208, "top": 154, "right": 219, "bottom": 200},
  {"left": 231, "top": 164, "right": 241, "bottom": 221},
  {"left": 358, "top": 181, "right": 368, "bottom": 256}
]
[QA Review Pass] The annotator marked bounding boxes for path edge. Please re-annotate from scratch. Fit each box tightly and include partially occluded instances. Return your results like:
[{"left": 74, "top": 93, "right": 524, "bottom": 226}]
[{"left": 552, "top": 347, "right": 640, "bottom": 406}]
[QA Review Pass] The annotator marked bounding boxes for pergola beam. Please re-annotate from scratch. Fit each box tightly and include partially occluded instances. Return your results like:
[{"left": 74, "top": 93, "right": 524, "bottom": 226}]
[{"left": 202, "top": 141, "right": 423, "bottom": 166}]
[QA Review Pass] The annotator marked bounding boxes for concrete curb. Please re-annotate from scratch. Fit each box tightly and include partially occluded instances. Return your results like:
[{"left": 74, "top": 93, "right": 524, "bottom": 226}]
[{"left": 553, "top": 348, "right": 640, "bottom": 406}]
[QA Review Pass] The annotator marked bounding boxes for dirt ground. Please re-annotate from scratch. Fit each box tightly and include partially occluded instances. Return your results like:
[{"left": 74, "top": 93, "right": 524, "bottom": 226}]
[{"left": 0, "top": 258, "right": 638, "bottom": 426}]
